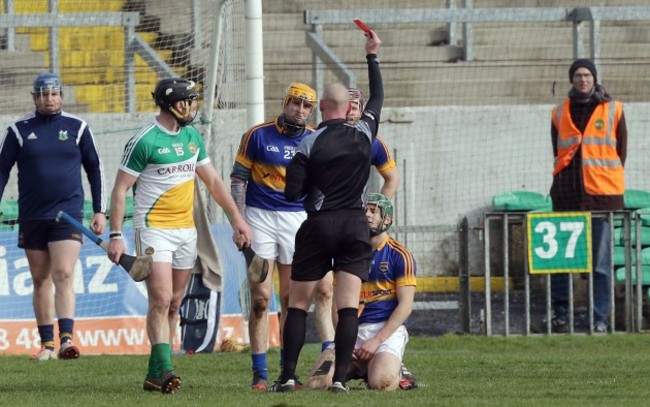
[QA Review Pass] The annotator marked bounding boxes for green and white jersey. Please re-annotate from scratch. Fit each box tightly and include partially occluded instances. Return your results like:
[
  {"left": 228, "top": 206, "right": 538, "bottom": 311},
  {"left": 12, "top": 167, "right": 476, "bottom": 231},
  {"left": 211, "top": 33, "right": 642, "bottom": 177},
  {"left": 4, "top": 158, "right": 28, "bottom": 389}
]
[{"left": 120, "top": 119, "right": 209, "bottom": 228}]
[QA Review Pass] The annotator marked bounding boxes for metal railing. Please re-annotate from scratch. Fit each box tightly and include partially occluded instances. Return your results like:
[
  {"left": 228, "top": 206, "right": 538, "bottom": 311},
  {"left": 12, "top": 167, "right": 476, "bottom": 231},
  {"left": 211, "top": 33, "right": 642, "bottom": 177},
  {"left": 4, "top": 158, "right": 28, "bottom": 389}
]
[
  {"left": 304, "top": 3, "right": 650, "bottom": 119},
  {"left": 482, "top": 210, "right": 646, "bottom": 336}
]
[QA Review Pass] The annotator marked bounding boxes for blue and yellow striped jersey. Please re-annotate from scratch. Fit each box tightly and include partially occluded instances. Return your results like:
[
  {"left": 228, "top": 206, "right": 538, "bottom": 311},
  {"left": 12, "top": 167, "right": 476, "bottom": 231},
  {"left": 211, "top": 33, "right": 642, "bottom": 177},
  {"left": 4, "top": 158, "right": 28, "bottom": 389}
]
[
  {"left": 234, "top": 118, "right": 313, "bottom": 211},
  {"left": 371, "top": 135, "right": 396, "bottom": 175},
  {"left": 359, "top": 235, "right": 417, "bottom": 324}
]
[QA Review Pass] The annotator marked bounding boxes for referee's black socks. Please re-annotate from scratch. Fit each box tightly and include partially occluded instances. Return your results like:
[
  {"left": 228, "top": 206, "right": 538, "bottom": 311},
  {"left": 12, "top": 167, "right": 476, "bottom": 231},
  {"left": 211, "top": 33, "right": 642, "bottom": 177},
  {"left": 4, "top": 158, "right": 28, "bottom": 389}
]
[
  {"left": 280, "top": 307, "right": 307, "bottom": 383},
  {"left": 333, "top": 307, "right": 359, "bottom": 384}
]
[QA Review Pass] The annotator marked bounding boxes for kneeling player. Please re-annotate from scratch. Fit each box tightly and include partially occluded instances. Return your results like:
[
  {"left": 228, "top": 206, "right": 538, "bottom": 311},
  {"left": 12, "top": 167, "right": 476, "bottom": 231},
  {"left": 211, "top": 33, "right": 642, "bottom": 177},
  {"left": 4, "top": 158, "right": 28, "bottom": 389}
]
[{"left": 350, "top": 193, "right": 417, "bottom": 391}]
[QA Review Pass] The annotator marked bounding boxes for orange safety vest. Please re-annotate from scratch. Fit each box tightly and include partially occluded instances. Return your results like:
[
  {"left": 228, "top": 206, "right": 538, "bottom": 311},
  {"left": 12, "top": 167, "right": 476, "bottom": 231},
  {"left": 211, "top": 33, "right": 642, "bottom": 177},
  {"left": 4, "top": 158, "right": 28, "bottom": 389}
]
[{"left": 552, "top": 99, "right": 624, "bottom": 196}]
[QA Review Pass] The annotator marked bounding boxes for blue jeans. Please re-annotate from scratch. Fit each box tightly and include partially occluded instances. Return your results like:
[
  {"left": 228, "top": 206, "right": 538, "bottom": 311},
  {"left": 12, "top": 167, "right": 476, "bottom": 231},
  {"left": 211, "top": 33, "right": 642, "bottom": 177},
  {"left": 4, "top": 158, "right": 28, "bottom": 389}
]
[{"left": 551, "top": 217, "right": 612, "bottom": 325}]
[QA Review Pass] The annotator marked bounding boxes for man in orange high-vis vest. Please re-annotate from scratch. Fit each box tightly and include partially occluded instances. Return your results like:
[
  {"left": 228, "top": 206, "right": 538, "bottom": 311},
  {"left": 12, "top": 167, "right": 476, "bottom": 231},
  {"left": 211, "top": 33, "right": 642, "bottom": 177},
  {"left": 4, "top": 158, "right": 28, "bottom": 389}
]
[{"left": 548, "top": 59, "right": 627, "bottom": 334}]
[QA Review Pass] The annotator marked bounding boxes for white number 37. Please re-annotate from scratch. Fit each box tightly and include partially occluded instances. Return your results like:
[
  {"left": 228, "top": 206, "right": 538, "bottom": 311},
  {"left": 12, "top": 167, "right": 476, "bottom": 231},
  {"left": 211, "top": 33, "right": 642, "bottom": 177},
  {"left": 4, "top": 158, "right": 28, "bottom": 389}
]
[{"left": 534, "top": 221, "right": 584, "bottom": 259}]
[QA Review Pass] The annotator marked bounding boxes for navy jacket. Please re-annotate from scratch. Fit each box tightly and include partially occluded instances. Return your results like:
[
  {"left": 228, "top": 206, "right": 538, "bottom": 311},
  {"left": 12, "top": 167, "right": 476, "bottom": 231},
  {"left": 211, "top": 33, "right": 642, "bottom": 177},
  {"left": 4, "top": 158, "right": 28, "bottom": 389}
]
[{"left": 0, "top": 111, "right": 106, "bottom": 221}]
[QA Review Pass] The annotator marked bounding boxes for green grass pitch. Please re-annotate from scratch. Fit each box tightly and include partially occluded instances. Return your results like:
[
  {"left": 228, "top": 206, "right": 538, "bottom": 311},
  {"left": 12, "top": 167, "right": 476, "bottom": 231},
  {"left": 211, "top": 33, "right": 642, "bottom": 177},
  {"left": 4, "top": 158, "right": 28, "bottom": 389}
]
[{"left": 1, "top": 334, "right": 650, "bottom": 406}]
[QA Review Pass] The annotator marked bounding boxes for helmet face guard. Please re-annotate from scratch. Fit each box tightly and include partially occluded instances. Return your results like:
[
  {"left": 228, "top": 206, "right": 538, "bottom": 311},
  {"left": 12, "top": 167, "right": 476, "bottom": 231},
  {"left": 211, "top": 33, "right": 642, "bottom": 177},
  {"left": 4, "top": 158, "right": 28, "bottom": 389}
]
[
  {"left": 346, "top": 88, "right": 365, "bottom": 124},
  {"left": 283, "top": 82, "right": 317, "bottom": 114},
  {"left": 32, "top": 73, "right": 63, "bottom": 114},
  {"left": 152, "top": 78, "right": 200, "bottom": 126},
  {"left": 347, "top": 88, "right": 365, "bottom": 112},
  {"left": 281, "top": 82, "right": 317, "bottom": 133},
  {"left": 367, "top": 193, "right": 393, "bottom": 235}
]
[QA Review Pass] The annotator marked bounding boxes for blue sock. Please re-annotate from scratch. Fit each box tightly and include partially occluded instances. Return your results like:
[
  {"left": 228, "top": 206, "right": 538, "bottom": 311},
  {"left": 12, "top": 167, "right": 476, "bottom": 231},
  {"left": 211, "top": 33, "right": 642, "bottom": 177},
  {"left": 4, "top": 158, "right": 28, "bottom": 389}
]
[
  {"left": 37, "top": 324, "right": 55, "bottom": 350},
  {"left": 252, "top": 353, "right": 267, "bottom": 379},
  {"left": 321, "top": 341, "right": 333, "bottom": 352},
  {"left": 58, "top": 318, "right": 74, "bottom": 345}
]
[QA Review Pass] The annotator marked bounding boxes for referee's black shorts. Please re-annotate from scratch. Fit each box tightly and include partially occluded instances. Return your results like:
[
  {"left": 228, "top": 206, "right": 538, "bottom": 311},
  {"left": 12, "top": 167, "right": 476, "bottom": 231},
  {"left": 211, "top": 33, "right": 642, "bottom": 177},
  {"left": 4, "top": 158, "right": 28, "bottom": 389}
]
[{"left": 291, "top": 209, "right": 371, "bottom": 282}]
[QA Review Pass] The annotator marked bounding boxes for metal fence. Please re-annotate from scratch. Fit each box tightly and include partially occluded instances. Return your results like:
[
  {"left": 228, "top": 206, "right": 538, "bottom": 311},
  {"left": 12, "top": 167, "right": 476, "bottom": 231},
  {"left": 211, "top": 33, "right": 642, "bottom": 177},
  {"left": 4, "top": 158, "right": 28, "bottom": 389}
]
[{"left": 482, "top": 211, "right": 647, "bottom": 336}]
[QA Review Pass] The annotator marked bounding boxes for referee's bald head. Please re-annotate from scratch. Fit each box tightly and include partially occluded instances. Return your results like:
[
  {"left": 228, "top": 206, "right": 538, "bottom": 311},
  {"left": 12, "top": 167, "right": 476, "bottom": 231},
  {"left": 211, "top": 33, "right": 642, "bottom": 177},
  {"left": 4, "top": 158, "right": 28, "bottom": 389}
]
[{"left": 321, "top": 83, "right": 351, "bottom": 119}]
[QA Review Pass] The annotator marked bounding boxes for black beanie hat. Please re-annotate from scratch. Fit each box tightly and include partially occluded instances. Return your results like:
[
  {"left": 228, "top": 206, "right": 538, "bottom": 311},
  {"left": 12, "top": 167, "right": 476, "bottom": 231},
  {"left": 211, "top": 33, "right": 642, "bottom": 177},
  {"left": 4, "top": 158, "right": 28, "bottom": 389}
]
[{"left": 569, "top": 59, "right": 597, "bottom": 83}]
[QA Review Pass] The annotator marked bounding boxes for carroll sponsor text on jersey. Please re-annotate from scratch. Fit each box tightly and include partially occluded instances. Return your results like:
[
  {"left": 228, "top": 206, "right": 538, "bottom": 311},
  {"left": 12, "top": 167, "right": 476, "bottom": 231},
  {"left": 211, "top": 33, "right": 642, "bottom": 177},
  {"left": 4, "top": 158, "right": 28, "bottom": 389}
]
[{"left": 156, "top": 163, "right": 195, "bottom": 175}]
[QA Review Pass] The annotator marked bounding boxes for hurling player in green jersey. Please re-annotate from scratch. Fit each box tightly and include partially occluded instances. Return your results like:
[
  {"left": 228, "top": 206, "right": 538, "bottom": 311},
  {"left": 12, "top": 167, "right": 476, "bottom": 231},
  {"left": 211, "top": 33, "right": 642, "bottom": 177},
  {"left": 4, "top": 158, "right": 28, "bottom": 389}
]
[{"left": 108, "top": 78, "right": 252, "bottom": 394}]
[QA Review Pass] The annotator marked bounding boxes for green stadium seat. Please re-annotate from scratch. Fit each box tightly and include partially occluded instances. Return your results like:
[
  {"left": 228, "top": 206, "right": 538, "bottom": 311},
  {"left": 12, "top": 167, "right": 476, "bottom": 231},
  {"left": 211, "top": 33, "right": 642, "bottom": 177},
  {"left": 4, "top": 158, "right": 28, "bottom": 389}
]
[
  {"left": 492, "top": 191, "right": 550, "bottom": 212},
  {"left": 615, "top": 266, "right": 650, "bottom": 285},
  {"left": 0, "top": 199, "right": 18, "bottom": 231},
  {"left": 613, "top": 245, "right": 650, "bottom": 266},
  {"left": 636, "top": 207, "right": 650, "bottom": 226},
  {"left": 613, "top": 218, "right": 637, "bottom": 231},
  {"left": 614, "top": 226, "right": 650, "bottom": 246},
  {"left": 614, "top": 245, "right": 630, "bottom": 266},
  {"left": 83, "top": 200, "right": 94, "bottom": 226},
  {"left": 612, "top": 209, "right": 634, "bottom": 227},
  {"left": 624, "top": 189, "right": 650, "bottom": 210},
  {"left": 83, "top": 200, "right": 94, "bottom": 217},
  {"left": 103, "top": 196, "right": 135, "bottom": 227}
]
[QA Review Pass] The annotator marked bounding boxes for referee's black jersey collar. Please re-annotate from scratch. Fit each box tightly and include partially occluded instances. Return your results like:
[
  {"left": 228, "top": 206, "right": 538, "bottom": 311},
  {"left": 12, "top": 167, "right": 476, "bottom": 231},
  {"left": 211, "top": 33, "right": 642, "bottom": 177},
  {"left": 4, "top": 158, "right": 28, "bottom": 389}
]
[{"left": 317, "top": 118, "right": 346, "bottom": 129}]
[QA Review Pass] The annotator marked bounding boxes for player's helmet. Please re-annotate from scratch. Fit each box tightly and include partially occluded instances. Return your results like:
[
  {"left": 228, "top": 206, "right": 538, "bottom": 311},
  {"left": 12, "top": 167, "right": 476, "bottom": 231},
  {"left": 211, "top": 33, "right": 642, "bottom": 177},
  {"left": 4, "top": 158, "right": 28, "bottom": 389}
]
[
  {"left": 283, "top": 82, "right": 317, "bottom": 112},
  {"left": 367, "top": 193, "right": 393, "bottom": 235},
  {"left": 281, "top": 82, "right": 316, "bottom": 134},
  {"left": 152, "top": 78, "right": 200, "bottom": 126},
  {"left": 347, "top": 87, "right": 365, "bottom": 112},
  {"left": 153, "top": 78, "right": 199, "bottom": 109},
  {"left": 32, "top": 72, "right": 62, "bottom": 95}
]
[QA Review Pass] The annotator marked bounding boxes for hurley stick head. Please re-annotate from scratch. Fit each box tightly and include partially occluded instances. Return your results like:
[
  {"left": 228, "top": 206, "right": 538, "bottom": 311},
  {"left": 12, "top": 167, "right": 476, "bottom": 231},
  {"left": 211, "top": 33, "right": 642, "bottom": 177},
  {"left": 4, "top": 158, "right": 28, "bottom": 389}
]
[
  {"left": 125, "top": 255, "right": 153, "bottom": 282},
  {"left": 305, "top": 344, "right": 335, "bottom": 390}
]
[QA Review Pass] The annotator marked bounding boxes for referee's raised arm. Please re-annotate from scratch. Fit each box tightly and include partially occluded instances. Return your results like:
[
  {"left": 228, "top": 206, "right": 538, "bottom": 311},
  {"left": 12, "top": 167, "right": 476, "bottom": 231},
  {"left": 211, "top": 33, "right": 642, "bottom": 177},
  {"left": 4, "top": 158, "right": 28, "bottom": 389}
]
[{"left": 362, "top": 29, "right": 383, "bottom": 137}]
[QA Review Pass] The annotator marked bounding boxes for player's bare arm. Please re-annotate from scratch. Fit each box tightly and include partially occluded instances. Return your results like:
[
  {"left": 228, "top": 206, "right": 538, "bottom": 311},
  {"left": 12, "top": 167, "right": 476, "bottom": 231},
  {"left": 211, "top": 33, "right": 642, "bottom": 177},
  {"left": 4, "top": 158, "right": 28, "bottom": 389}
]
[
  {"left": 354, "top": 285, "right": 415, "bottom": 362},
  {"left": 380, "top": 168, "right": 399, "bottom": 199},
  {"left": 108, "top": 169, "right": 138, "bottom": 264},
  {"left": 230, "top": 177, "right": 247, "bottom": 213},
  {"left": 197, "top": 164, "right": 252, "bottom": 250}
]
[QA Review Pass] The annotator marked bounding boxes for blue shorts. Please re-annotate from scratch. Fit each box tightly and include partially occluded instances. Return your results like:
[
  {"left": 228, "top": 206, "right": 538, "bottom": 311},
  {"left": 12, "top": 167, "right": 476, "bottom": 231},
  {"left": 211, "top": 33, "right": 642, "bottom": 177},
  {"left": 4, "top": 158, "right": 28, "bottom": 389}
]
[{"left": 18, "top": 219, "right": 83, "bottom": 250}]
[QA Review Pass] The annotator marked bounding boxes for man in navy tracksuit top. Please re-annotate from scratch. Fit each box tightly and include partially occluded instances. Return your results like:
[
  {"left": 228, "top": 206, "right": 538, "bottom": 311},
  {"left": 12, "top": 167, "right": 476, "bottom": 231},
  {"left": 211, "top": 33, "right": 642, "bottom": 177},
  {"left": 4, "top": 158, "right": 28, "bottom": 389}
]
[{"left": 0, "top": 73, "right": 106, "bottom": 361}]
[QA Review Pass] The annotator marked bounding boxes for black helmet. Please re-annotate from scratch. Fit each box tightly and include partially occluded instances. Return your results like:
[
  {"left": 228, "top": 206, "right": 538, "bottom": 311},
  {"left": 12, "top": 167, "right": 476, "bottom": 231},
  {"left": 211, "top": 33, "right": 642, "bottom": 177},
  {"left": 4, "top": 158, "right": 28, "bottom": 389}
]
[
  {"left": 152, "top": 78, "right": 199, "bottom": 109},
  {"left": 152, "top": 78, "right": 199, "bottom": 126}
]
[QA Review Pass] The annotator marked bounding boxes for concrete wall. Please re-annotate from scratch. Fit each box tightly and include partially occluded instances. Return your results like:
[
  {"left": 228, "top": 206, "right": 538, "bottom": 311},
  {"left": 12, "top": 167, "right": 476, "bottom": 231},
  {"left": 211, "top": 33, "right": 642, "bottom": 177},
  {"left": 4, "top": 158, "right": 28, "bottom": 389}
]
[{"left": 2, "top": 103, "right": 648, "bottom": 277}]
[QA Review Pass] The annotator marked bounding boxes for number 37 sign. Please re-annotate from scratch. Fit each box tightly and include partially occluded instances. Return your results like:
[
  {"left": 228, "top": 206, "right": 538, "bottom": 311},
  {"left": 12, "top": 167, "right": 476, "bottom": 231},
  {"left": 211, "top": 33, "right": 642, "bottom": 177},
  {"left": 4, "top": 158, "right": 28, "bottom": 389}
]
[{"left": 526, "top": 212, "right": 592, "bottom": 274}]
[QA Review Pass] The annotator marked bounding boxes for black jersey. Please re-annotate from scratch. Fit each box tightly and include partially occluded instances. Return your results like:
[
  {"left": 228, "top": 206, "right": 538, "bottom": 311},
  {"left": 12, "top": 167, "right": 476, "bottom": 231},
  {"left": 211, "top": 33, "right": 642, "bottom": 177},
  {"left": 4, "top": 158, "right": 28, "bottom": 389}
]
[{"left": 285, "top": 117, "right": 377, "bottom": 212}]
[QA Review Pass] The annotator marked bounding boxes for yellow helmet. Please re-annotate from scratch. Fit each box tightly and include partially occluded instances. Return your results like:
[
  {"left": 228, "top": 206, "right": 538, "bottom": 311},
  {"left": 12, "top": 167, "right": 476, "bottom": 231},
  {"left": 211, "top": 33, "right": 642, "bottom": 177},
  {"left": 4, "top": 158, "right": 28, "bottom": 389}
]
[{"left": 283, "top": 82, "right": 317, "bottom": 111}]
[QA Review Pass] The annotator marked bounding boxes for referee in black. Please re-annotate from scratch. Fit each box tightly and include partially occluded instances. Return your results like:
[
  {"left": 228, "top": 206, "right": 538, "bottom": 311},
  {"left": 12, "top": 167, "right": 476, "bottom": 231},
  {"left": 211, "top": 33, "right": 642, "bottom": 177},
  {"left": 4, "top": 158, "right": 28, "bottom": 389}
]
[{"left": 269, "top": 29, "right": 383, "bottom": 394}]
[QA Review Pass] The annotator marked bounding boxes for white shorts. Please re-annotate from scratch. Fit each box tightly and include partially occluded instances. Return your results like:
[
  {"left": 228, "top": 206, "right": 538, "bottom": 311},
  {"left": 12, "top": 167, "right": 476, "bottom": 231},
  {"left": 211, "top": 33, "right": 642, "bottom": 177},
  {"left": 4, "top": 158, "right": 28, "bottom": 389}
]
[
  {"left": 135, "top": 227, "right": 197, "bottom": 270},
  {"left": 355, "top": 322, "right": 409, "bottom": 360},
  {"left": 245, "top": 206, "right": 306, "bottom": 264}
]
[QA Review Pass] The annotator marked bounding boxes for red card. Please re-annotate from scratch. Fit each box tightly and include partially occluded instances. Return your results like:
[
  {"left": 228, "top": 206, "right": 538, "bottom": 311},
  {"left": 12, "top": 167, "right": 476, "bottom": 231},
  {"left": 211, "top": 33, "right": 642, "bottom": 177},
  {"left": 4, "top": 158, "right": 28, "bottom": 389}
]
[{"left": 353, "top": 19, "right": 372, "bottom": 35}]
